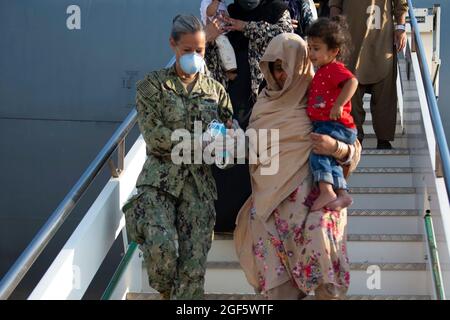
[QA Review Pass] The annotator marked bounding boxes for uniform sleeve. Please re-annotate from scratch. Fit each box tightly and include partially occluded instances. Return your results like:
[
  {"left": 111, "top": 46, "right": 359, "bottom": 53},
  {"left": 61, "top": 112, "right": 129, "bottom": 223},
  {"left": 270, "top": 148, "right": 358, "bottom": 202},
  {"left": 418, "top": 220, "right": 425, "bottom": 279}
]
[
  {"left": 217, "top": 83, "right": 234, "bottom": 124},
  {"left": 136, "top": 77, "right": 176, "bottom": 158},
  {"left": 330, "top": 63, "right": 355, "bottom": 88},
  {"left": 243, "top": 10, "right": 294, "bottom": 43},
  {"left": 393, "top": 0, "right": 408, "bottom": 22}
]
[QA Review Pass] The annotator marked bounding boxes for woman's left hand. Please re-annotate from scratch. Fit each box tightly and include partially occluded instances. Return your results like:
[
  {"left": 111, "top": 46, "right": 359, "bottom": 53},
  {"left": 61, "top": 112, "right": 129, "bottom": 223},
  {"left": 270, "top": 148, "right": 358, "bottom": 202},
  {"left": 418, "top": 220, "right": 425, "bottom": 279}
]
[
  {"left": 310, "top": 132, "right": 338, "bottom": 156},
  {"left": 221, "top": 16, "right": 248, "bottom": 32}
]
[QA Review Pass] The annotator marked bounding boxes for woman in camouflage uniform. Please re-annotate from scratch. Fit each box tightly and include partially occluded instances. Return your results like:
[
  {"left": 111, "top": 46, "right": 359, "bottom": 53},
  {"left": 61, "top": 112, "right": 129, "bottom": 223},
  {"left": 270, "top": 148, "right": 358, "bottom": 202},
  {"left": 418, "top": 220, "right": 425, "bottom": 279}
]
[{"left": 122, "top": 15, "right": 233, "bottom": 300}]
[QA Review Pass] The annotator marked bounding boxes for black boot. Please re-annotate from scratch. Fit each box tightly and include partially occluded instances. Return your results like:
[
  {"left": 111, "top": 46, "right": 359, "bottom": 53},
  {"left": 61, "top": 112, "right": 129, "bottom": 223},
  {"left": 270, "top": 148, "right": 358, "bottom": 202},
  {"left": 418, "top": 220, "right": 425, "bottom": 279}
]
[{"left": 377, "top": 139, "right": 393, "bottom": 150}]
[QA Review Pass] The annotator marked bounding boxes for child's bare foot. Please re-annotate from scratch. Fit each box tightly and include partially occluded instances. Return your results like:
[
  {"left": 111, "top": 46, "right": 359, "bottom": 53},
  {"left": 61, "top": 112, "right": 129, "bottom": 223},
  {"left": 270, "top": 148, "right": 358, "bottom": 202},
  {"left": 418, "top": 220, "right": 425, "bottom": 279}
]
[
  {"left": 226, "top": 70, "right": 237, "bottom": 81},
  {"left": 327, "top": 190, "right": 353, "bottom": 211},
  {"left": 311, "top": 182, "right": 337, "bottom": 211}
]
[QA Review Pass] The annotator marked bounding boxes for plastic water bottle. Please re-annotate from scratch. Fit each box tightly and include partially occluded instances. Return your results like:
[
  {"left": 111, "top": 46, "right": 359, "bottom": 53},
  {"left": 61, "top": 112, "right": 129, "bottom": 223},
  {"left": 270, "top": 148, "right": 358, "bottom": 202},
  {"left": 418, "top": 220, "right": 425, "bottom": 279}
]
[{"left": 208, "top": 120, "right": 231, "bottom": 169}]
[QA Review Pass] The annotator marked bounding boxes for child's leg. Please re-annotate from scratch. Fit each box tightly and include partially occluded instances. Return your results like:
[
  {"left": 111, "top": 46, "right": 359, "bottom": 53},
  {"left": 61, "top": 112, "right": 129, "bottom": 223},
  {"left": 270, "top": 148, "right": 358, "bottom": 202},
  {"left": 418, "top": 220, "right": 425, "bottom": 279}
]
[
  {"left": 215, "top": 35, "right": 237, "bottom": 73},
  {"left": 327, "top": 160, "right": 353, "bottom": 211},
  {"left": 310, "top": 152, "right": 337, "bottom": 211},
  {"left": 311, "top": 181, "right": 337, "bottom": 211},
  {"left": 327, "top": 189, "right": 353, "bottom": 211}
]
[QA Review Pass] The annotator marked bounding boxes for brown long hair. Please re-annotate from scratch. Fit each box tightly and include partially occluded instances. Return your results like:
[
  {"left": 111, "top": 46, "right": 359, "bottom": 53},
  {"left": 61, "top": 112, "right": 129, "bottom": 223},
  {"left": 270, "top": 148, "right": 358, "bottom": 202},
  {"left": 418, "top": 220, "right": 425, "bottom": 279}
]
[{"left": 306, "top": 16, "right": 352, "bottom": 64}]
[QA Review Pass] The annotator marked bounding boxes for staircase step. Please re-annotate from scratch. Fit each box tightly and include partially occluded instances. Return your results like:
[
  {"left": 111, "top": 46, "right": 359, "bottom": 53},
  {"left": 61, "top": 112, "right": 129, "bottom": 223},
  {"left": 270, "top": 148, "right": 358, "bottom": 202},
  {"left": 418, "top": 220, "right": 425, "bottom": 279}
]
[
  {"left": 363, "top": 134, "right": 422, "bottom": 149},
  {"left": 364, "top": 111, "right": 421, "bottom": 122},
  {"left": 349, "top": 187, "right": 415, "bottom": 194},
  {"left": 347, "top": 216, "right": 420, "bottom": 234},
  {"left": 359, "top": 149, "right": 411, "bottom": 167},
  {"left": 348, "top": 209, "right": 419, "bottom": 216},
  {"left": 126, "top": 292, "right": 431, "bottom": 300},
  {"left": 349, "top": 168, "right": 413, "bottom": 187},
  {"left": 362, "top": 124, "right": 423, "bottom": 135},
  {"left": 209, "top": 234, "right": 425, "bottom": 263},
  {"left": 207, "top": 261, "right": 426, "bottom": 271},
  {"left": 350, "top": 187, "right": 416, "bottom": 209},
  {"left": 204, "top": 262, "right": 428, "bottom": 295}
]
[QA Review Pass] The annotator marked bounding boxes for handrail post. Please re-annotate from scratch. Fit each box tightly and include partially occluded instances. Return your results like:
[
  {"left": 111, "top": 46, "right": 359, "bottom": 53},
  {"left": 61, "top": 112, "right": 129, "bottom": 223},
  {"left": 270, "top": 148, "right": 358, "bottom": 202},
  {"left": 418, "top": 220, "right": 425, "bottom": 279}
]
[{"left": 109, "top": 139, "right": 126, "bottom": 178}]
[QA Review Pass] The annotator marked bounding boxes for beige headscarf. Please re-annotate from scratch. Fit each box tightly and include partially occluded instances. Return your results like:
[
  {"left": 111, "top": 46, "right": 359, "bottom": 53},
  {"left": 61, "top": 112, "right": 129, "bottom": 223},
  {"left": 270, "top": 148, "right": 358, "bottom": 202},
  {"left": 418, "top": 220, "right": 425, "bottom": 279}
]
[{"left": 247, "top": 33, "right": 315, "bottom": 222}]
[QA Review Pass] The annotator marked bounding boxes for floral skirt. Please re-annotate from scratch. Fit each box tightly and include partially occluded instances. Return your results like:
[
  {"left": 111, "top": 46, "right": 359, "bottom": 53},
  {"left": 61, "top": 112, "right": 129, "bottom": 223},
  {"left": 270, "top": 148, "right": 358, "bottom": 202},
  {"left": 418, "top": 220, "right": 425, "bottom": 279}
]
[{"left": 243, "top": 177, "right": 350, "bottom": 295}]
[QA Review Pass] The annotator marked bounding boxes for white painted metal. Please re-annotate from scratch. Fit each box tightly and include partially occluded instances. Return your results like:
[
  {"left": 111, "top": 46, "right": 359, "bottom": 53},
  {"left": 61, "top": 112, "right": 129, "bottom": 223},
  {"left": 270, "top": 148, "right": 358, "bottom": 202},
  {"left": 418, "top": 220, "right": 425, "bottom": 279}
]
[
  {"left": 208, "top": 238, "right": 426, "bottom": 264},
  {"left": 28, "top": 136, "right": 146, "bottom": 299},
  {"left": 203, "top": 268, "right": 428, "bottom": 295},
  {"left": 349, "top": 171, "right": 413, "bottom": 187}
]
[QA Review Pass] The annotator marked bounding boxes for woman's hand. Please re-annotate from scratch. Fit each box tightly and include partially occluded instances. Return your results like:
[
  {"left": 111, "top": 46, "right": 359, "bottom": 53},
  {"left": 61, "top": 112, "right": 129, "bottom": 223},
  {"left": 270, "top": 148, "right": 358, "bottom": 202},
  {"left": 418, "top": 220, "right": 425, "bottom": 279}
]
[
  {"left": 310, "top": 132, "right": 338, "bottom": 156},
  {"left": 205, "top": 18, "right": 224, "bottom": 43},
  {"left": 221, "top": 16, "right": 248, "bottom": 32}
]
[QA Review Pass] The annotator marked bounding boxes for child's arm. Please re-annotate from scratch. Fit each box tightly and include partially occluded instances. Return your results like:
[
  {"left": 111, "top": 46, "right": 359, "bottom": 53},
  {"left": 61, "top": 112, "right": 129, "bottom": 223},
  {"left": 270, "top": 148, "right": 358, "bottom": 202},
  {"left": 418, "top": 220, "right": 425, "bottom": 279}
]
[
  {"left": 330, "top": 77, "right": 359, "bottom": 120},
  {"left": 207, "top": 0, "right": 221, "bottom": 18}
]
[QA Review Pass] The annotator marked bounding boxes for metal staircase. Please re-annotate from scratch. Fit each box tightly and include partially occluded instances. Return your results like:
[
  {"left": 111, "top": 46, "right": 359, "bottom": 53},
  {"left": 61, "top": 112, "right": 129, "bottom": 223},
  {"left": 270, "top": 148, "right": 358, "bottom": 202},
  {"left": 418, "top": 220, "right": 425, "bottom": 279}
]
[
  {"left": 0, "top": 2, "right": 447, "bottom": 300},
  {"left": 131, "top": 84, "right": 431, "bottom": 299}
]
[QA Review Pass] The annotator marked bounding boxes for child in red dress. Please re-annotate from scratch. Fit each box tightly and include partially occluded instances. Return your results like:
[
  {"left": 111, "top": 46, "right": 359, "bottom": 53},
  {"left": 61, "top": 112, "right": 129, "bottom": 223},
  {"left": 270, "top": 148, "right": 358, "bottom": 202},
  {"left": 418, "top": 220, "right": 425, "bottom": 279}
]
[{"left": 306, "top": 17, "right": 359, "bottom": 211}]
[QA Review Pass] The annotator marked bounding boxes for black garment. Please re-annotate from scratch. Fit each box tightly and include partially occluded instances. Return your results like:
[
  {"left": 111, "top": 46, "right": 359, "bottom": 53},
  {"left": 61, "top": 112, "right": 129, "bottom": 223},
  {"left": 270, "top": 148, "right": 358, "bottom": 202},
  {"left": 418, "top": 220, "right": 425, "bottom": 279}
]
[
  {"left": 213, "top": 0, "right": 289, "bottom": 232},
  {"left": 228, "top": 0, "right": 289, "bottom": 24},
  {"left": 318, "top": 0, "right": 330, "bottom": 17},
  {"left": 285, "top": 0, "right": 315, "bottom": 38}
]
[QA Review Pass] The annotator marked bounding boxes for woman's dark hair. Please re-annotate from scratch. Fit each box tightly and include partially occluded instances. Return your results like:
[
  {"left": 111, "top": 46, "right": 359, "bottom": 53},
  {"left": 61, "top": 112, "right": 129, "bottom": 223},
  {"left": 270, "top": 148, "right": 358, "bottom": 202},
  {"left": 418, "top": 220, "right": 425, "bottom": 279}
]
[
  {"left": 306, "top": 16, "right": 352, "bottom": 63},
  {"left": 171, "top": 14, "right": 204, "bottom": 43}
]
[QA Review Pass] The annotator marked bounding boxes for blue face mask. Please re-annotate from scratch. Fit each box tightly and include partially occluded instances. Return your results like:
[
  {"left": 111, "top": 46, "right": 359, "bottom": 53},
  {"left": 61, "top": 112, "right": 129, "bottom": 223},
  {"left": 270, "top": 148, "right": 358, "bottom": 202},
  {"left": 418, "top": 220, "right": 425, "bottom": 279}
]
[{"left": 179, "top": 52, "right": 204, "bottom": 75}]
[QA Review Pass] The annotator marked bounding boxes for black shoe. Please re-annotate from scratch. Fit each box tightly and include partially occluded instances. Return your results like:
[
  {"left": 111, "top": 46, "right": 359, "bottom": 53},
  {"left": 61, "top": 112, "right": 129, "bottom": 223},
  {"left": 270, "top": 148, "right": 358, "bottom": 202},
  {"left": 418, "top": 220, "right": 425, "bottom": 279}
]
[{"left": 377, "top": 139, "right": 393, "bottom": 149}]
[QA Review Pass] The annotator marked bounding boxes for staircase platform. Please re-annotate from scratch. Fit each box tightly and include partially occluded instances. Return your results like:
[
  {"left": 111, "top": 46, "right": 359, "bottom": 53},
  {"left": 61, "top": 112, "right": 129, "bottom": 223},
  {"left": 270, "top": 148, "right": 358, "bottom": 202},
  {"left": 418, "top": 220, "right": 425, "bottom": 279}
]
[{"left": 126, "top": 292, "right": 431, "bottom": 300}]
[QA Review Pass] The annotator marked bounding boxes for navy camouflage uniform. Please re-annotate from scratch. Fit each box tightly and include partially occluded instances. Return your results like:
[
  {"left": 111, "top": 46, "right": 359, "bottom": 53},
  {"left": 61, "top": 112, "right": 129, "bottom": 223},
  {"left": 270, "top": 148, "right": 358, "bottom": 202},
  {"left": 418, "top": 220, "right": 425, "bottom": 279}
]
[{"left": 122, "top": 66, "right": 233, "bottom": 299}]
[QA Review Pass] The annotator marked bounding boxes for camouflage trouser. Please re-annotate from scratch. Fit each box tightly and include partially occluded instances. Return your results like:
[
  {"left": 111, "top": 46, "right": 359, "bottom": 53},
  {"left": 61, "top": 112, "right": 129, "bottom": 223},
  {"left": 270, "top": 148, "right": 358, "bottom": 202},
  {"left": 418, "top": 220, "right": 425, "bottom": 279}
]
[{"left": 122, "top": 177, "right": 216, "bottom": 300}]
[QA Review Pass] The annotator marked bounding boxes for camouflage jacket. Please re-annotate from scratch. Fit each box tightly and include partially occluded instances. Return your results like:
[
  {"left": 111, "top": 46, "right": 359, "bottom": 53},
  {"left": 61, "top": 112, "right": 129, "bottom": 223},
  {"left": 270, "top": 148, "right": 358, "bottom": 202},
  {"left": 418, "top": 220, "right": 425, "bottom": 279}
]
[{"left": 135, "top": 66, "right": 233, "bottom": 201}]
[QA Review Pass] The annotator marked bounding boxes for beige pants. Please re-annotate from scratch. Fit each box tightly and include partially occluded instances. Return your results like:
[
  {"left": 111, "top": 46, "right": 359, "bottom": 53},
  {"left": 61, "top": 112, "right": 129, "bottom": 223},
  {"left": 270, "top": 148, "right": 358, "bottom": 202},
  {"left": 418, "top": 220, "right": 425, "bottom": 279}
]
[
  {"left": 266, "top": 281, "right": 346, "bottom": 300},
  {"left": 351, "top": 62, "right": 398, "bottom": 141}
]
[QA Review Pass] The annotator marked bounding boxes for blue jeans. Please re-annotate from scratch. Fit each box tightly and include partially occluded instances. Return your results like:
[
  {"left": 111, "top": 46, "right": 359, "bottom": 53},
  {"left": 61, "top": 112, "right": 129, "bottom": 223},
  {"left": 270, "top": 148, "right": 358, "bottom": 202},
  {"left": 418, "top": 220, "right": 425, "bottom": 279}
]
[{"left": 310, "top": 121, "right": 357, "bottom": 190}]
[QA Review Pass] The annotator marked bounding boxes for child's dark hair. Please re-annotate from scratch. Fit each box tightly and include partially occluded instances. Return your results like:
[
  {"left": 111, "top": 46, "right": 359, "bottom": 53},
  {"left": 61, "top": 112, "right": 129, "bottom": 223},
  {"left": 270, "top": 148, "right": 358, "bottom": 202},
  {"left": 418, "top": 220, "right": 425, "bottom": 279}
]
[{"left": 306, "top": 16, "right": 352, "bottom": 64}]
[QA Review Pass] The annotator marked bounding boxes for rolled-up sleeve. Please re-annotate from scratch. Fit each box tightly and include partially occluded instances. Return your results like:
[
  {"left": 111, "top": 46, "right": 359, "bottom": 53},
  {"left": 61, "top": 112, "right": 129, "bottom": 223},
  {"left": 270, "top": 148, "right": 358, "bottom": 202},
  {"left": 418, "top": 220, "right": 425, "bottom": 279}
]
[
  {"left": 136, "top": 78, "right": 175, "bottom": 157},
  {"left": 393, "top": 0, "right": 408, "bottom": 22}
]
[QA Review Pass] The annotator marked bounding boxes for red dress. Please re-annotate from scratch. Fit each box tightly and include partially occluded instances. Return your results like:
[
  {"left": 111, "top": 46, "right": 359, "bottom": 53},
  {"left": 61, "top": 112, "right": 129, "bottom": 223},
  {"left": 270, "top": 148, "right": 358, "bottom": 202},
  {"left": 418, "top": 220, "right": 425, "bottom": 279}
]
[{"left": 307, "top": 62, "right": 356, "bottom": 129}]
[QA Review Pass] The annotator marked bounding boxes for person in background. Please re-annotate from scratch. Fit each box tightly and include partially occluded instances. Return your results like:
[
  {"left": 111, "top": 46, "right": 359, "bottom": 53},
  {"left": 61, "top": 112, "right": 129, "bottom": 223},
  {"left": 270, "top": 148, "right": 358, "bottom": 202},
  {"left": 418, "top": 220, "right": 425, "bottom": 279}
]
[
  {"left": 285, "top": 0, "right": 316, "bottom": 38},
  {"left": 318, "top": 0, "right": 330, "bottom": 17},
  {"left": 200, "top": 0, "right": 238, "bottom": 80},
  {"left": 329, "top": 0, "right": 408, "bottom": 149}
]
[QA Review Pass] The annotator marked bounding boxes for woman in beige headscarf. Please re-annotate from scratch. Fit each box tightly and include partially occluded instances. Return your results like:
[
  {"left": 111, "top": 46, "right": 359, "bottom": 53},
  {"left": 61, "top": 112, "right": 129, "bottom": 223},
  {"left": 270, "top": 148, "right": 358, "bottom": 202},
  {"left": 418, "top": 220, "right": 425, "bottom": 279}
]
[{"left": 234, "top": 33, "right": 361, "bottom": 300}]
